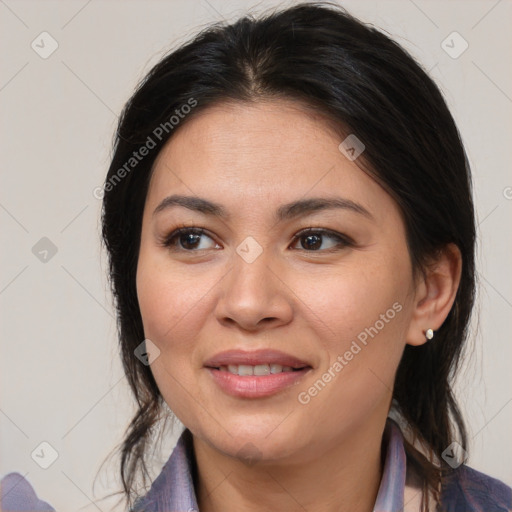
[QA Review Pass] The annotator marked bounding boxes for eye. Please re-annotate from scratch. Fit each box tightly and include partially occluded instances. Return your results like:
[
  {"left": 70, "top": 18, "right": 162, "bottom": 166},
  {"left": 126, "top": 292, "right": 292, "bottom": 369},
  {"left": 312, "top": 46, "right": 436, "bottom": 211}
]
[
  {"left": 290, "top": 228, "right": 353, "bottom": 251},
  {"left": 161, "top": 227, "right": 220, "bottom": 251}
]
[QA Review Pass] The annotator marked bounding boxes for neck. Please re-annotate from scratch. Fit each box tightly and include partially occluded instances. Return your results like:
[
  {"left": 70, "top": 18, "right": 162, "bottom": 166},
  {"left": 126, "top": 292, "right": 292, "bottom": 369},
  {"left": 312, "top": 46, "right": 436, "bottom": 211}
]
[{"left": 192, "top": 419, "right": 386, "bottom": 512}]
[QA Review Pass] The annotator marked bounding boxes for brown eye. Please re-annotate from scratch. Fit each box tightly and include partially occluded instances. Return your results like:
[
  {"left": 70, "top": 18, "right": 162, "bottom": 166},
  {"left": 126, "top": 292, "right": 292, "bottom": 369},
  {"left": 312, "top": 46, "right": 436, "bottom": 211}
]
[
  {"left": 163, "top": 228, "right": 219, "bottom": 251},
  {"left": 291, "top": 229, "right": 353, "bottom": 251}
]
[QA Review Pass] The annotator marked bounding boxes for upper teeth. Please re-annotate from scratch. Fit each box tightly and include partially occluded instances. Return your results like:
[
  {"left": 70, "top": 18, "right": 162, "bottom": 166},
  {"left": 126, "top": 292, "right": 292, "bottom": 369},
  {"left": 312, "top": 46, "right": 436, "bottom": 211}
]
[{"left": 219, "top": 364, "right": 295, "bottom": 376}]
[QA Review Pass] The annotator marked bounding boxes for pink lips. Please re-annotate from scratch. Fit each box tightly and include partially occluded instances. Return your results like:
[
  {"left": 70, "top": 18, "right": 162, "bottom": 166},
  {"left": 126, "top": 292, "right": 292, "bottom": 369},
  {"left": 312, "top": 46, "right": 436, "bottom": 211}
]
[
  {"left": 204, "top": 349, "right": 312, "bottom": 398},
  {"left": 204, "top": 349, "right": 310, "bottom": 369}
]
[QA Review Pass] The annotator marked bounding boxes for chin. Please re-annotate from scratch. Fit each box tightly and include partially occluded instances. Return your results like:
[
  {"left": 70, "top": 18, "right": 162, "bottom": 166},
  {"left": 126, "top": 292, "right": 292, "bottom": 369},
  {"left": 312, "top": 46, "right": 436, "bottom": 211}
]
[{"left": 192, "top": 415, "right": 309, "bottom": 464}]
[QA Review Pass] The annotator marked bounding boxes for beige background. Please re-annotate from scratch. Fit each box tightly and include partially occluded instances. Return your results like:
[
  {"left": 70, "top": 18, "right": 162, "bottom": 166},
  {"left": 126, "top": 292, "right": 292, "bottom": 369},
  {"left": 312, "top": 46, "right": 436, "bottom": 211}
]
[{"left": 1, "top": 0, "right": 511, "bottom": 510}]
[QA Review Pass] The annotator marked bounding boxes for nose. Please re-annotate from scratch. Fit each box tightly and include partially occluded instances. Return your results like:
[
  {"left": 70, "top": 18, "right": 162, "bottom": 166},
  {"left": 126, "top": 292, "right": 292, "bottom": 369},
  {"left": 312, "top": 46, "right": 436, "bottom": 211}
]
[{"left": 214, "top": 247, "right": 294, "bottom": 332}]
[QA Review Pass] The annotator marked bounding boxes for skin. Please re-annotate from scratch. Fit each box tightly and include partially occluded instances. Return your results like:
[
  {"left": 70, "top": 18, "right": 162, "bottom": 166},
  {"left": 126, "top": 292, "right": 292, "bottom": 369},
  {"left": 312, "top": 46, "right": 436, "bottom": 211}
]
[{"left": 136, "top": 100, "right": 461, "bottom": 512}]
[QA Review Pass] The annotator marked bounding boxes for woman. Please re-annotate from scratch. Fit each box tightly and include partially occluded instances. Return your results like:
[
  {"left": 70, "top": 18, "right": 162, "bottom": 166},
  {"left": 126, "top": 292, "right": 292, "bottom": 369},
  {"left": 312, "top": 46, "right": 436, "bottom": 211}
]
[{"left": 2, "top": 2, "right": 510, "bottom": 511}]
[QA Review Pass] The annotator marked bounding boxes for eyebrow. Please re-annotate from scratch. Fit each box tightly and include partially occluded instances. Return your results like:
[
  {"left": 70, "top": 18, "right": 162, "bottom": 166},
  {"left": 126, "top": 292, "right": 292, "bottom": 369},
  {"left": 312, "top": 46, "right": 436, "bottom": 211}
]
[{"left": 153, "top": 194, "right": 373, "bottom": 222}]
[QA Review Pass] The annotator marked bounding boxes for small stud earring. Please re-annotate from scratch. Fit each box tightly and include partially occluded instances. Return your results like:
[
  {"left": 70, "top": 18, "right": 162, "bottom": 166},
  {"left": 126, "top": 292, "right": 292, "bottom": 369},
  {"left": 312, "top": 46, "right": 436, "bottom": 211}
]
[{"left": 426, "top": 328, "right": 434, "bottom": 340}]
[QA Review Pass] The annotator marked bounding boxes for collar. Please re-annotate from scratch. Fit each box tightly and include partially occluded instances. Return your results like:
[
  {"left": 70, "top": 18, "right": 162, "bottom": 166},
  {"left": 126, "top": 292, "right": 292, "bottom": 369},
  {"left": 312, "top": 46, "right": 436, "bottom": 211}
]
[{"left": 132, "top": 418, "right": 407, "bottom": 512}]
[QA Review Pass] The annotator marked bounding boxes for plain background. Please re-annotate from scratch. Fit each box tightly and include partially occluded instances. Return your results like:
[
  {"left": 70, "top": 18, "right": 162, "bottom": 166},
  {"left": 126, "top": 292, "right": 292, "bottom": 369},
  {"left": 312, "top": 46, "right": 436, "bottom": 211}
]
[{"left": 1, "top": 0, "right": 511, "bottom": 510}]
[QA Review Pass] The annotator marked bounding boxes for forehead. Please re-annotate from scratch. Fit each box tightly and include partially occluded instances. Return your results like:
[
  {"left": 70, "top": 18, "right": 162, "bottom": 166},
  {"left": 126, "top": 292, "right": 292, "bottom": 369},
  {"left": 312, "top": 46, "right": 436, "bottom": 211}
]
[
  {"left": 146, "top": 100, "right": 398, "bottom": 223},
  {"left": 153, "top": 99, "right": 343, "bottom": 176}
]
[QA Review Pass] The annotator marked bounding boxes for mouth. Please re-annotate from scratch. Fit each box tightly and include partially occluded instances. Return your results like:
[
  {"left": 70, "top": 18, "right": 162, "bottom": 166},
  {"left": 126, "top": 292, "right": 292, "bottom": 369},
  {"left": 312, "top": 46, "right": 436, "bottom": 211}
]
[
  {"left": 204, "top": 349, "right": 312, "bottom": 398},
  {"left": 211, "top": 363, "right": 307, "bottom": 376}
]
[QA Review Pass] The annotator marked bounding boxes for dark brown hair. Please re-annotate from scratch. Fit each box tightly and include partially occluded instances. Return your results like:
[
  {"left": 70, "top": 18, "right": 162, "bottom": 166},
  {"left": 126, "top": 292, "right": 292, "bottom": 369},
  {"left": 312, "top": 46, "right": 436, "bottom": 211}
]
[{"left": 101, "top": 2, "right": 475, "bottom": 509}]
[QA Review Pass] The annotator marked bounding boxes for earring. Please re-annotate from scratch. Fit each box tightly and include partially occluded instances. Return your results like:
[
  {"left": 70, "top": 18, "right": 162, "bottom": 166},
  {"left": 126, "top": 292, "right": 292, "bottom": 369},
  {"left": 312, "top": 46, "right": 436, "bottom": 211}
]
[{"left": 425, "top": 328, "right": 434, "bottom": 340}]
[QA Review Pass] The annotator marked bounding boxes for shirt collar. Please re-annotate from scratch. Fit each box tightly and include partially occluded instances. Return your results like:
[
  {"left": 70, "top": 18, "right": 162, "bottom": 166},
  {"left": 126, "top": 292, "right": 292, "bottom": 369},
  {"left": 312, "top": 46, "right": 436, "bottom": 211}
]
[
  {"left": 132, "top": 418, "right": 407, "bottom": 512},
  {"left": 374, "top": 418, "right": 407, "bottom": 511}
]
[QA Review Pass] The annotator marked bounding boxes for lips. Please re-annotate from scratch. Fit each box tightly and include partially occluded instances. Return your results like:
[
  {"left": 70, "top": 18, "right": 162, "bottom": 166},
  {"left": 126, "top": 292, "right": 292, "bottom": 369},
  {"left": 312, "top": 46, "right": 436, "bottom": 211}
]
[
  {"left": 204, "top": 349, "right": 312, "bottom": 398},
  {"left": 204, "top": 349, "right": 311, "bottom": 370}
]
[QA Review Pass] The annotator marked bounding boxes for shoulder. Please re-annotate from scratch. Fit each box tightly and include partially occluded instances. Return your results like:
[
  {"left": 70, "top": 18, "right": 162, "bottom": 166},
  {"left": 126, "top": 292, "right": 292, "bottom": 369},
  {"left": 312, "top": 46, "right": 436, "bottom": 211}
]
[
  {"left": 440, "top": 464, "right": 512, "bottom": 511},
  {"left": 0, "top": 472, "right": 55, "bottom": 511},
  {"left": 130, "top": 429, "right": 198, "bottom": 512}
]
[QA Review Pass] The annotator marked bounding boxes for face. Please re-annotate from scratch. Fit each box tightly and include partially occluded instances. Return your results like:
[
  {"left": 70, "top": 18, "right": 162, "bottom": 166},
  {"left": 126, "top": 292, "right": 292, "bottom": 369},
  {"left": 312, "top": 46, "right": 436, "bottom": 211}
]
[{"left": 136, "top": 100, "right": 418, "bottom": 464}]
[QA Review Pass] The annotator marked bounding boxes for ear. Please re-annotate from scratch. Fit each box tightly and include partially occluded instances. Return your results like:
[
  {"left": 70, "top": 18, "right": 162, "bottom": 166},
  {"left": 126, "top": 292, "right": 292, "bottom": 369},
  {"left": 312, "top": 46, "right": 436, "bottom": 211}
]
[{"left": 406, "top": 243, "right": 462, "bottom": 346}]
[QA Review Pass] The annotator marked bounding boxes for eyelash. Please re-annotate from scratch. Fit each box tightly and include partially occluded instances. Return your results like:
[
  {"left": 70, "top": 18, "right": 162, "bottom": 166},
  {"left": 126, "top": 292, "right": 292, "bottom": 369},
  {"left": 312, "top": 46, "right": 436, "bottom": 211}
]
[{"left": 160, "top": 225, "right": 354, "bottom": 253}]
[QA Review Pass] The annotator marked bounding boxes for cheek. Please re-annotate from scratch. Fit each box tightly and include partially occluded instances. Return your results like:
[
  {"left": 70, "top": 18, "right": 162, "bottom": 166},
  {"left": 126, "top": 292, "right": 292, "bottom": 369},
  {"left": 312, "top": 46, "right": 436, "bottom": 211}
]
[
  {"left": 137, "top": 256, "right": 211, "bottom": 352},
  {"left": 297, "top": 258, "right": 411, "bottom": 347},
  {"left": 137, "top": 232, "right": 190, "bottom": 331},
  {"left": 293, "top": 256, "right": 412, "bottom": 411},
  {"left": 135, "top": 253, "right": 213, "bottom": 422}
]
